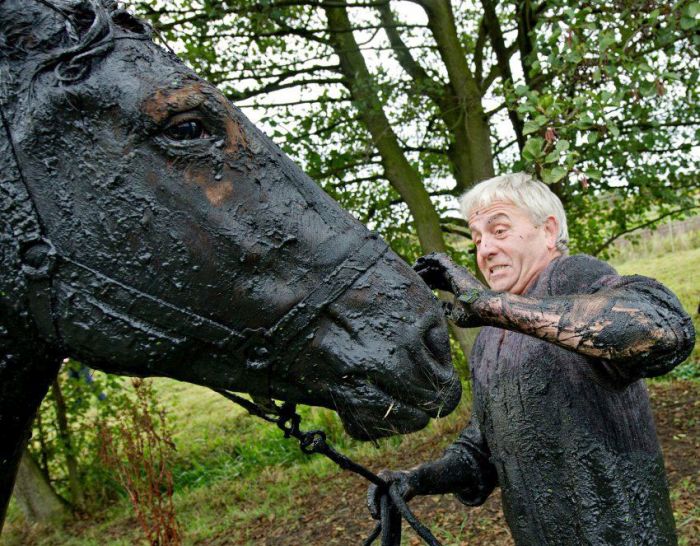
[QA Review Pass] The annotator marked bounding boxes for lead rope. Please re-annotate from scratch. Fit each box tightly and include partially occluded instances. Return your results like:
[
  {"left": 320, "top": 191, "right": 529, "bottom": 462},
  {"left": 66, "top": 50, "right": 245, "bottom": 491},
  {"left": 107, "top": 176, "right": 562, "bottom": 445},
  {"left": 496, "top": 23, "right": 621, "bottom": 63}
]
[{"left": 215, "top": 389, "right": 442, "bottom": 546}]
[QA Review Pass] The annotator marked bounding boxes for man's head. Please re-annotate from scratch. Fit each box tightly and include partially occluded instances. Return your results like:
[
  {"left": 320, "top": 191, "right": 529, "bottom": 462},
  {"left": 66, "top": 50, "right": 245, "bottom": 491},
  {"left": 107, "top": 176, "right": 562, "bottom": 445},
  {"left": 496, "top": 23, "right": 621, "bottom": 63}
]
[{"left": 460, "top": 173, "right": 568, "bottom": 294}]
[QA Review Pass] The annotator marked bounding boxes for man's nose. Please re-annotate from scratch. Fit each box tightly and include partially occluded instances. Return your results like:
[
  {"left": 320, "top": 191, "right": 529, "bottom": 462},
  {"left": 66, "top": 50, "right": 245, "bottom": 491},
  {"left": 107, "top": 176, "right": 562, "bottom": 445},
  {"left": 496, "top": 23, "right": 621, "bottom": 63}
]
[{"left": 478, "top": 237, "right": 497, "bottom": 260}]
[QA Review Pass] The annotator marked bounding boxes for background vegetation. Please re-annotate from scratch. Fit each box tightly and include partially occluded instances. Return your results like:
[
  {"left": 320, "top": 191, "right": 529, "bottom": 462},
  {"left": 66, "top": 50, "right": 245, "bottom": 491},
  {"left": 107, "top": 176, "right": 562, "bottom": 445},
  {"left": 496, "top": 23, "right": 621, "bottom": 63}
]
[
  {"left": 134, "top": 0, "right": 699, "bottom": 261},
  {"left": 3, "top": 0, "right": 699, "bottom": 543}
]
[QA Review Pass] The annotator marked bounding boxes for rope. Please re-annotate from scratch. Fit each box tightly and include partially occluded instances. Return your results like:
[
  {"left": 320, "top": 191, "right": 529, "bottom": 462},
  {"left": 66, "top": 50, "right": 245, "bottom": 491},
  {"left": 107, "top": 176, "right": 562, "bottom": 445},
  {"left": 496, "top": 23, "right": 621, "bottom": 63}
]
[{"left": 215, "top": 389, "right": 442, "bottom": 546}]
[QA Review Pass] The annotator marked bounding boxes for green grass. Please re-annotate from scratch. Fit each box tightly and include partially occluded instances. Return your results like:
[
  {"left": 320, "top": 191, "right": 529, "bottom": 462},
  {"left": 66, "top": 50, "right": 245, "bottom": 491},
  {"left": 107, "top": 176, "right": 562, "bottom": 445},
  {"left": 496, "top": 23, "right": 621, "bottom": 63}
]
[{"left": 3, "top": 383, "right": 472, "bottom": 545}]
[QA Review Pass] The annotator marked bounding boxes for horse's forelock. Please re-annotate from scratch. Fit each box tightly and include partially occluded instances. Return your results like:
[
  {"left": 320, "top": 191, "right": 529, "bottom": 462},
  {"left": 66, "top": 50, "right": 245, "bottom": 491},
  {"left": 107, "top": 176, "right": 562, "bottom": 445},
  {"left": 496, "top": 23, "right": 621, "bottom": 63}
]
[{"left": 0, "top": 0, "right": 152, "bottom": 109}]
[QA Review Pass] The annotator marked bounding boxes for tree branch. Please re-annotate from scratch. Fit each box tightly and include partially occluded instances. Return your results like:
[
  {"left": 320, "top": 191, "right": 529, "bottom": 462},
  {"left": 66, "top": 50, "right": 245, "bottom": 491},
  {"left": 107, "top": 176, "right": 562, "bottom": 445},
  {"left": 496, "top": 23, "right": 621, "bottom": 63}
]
[
  {"left": 225, "top": 77, "right": 346, "bottom": 101},
  {"left": 592, "top": 205, "right": 700, "bottom": 256},
  {"left": 241, "top": 97, "right": 349, "bottom": 108}
]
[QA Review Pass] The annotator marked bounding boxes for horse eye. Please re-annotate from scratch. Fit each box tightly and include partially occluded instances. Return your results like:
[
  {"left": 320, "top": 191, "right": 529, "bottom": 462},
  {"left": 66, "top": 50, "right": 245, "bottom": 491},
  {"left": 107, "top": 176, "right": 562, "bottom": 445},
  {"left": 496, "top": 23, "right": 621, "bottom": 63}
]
[{"left": 163, "top": 119, "right": 207, "bottom": 141}]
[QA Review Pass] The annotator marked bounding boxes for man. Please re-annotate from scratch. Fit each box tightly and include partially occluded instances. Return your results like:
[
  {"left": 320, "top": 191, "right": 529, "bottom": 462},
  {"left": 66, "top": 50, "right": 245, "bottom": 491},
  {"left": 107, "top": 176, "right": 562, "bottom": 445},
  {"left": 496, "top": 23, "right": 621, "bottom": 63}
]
[{"left": 369, "top": 173, "right": 695, "bottom": 545}]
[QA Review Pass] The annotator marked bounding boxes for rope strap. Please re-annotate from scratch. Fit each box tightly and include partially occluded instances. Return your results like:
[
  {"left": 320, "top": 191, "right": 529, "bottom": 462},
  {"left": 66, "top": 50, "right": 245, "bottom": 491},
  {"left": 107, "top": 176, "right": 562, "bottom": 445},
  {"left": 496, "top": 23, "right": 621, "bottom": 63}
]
[{"left": 215, "top": 389, "right": 442, "bottom": 546}]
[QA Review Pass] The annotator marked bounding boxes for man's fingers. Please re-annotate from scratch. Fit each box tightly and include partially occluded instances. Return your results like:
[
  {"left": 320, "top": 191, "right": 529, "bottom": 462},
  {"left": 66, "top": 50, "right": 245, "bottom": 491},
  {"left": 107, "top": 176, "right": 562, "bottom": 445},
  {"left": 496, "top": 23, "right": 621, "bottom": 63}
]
[
  {"left": 366, "top": 483, "right": 381, "bottom": 520},
  {"left": 413, "top": 253, "right": 445, "bottom": 271}
]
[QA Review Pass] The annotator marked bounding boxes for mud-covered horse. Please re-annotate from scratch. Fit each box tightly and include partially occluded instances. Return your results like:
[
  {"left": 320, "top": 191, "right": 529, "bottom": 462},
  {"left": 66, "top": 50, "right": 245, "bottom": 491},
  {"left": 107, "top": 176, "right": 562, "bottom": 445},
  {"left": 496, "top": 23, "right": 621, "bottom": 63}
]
[{"left": 0, "top": 0, "right": 461, "bottom": 530}]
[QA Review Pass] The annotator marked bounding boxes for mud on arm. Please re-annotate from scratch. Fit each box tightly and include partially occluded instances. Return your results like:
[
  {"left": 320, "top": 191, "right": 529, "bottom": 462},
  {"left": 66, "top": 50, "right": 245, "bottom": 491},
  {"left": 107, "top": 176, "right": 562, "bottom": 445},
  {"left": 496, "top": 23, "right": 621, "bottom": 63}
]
[{"left": 469, "top": 275, "right": 695, "bottom": 379}]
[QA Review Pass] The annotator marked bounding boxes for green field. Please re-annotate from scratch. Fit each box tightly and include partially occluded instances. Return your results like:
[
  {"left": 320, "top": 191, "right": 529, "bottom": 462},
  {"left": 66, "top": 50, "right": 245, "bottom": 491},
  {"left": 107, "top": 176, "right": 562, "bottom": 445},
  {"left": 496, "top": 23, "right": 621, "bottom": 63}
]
[{"left": 3, "top": 245, "right": 698, "bottom": 545}]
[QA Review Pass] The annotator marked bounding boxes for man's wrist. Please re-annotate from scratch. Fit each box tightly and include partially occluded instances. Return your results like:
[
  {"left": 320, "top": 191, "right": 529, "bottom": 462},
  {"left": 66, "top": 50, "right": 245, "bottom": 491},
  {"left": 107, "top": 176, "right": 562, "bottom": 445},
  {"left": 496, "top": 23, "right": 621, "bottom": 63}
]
[
  {"left": 448, "top": 286, "right": 493, "bottom": 327},
  {"left": 457, "top": 287, "right": 483, "bottom": 306},
  {"left": 410, "top": 452, "right": 472, "bottom": 496}
]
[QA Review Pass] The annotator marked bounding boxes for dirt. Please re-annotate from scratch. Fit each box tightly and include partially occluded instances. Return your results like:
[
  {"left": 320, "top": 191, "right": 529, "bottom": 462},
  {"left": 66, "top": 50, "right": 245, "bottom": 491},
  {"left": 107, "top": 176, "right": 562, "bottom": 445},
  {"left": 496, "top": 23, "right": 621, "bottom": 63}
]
[{"left": 237, "top": 381, "right": 700, "bottom": 546}]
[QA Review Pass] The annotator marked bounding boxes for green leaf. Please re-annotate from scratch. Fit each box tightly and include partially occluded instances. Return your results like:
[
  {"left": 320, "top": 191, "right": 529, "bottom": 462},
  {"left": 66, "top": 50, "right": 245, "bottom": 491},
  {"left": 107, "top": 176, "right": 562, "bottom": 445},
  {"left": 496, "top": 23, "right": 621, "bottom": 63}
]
[
  {"left": 639, "top": 81, "right": 656, "bottom": 97},
  {"left": 522, "top": 137, "right": 545, "bottom": 161},
  {"left": 585, "top": 169, "right": 602, "bottom": 180},
  {"left": 599, "top": 31, "right": 616, "bottom": 52},
  {"left": 523, "top": 120, "right": 541, "bottom": 135},
  {"left": 544, "top": 150, "right": 560, "bottom": 163},
  {"left": 680, "top": 15, "right": 697, "bottom": 30},
  {"left": 555, "top": 139, "right": 570, "bottom": 152},
  {"left": 541, "top": 166, "right": 568, "bottom": 184}
]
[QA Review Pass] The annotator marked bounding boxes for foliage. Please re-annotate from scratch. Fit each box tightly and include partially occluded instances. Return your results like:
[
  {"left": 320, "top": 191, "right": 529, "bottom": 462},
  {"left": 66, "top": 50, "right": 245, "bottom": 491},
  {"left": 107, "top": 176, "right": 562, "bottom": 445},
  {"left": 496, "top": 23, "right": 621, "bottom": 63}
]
[
  {"left": 133, "top": 0, "right": 699, "bottom": 263},
  {"left": 512, "top": 0, "right": 700, "bottom": 257},
  {"left": 27, "top": 359, "right": 126, "bottom": 508},
  {"left": 6, "top": 376, "right": 698, "bottom": 544},
  {"left": 98, "top": 378, "right": 181, "bottom": 546}
]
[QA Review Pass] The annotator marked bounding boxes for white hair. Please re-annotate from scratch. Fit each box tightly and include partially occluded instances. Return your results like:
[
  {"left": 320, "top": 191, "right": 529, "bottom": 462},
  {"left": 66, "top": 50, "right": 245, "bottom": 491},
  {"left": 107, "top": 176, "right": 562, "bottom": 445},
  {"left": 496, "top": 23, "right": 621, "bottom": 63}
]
[{"left": 459, "top": 172, "right": 569, "bottom": 253}]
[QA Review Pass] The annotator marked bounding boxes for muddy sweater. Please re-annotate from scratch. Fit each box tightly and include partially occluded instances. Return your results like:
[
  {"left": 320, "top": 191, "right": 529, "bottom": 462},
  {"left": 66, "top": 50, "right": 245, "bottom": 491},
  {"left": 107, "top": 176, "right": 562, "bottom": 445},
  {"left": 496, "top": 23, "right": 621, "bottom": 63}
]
[{"left": 432, "top": 254, "right": 695, "bottom": 545}]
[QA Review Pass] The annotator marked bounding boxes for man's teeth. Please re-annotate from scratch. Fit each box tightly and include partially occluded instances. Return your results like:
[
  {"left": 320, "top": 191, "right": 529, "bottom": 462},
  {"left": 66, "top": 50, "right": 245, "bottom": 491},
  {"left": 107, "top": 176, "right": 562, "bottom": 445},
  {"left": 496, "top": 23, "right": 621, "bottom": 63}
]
[{"left": 491, "top": 265, "right": 508, "bottom": 273}]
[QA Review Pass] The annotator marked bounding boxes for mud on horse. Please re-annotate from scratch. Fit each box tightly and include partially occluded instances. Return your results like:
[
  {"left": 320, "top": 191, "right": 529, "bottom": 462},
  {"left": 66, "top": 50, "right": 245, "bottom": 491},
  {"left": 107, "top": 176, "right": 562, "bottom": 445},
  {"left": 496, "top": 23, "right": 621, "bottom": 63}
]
[{"left": 0, "top": 0, "right": 461, "bottom": 530}]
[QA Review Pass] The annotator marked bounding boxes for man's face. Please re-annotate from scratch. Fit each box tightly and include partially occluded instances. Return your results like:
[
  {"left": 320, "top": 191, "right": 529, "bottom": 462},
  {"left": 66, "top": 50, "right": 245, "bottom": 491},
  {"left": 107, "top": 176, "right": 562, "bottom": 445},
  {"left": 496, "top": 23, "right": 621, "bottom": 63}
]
[{"left": 468, "top": 201, "right": 560, "bottom": 294}]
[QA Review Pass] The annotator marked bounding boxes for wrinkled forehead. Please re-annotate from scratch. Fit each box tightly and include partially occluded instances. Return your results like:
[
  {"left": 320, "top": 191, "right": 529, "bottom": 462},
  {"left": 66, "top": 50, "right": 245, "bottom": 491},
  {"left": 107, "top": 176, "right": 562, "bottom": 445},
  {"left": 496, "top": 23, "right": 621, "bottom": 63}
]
[{"left": 467, "top": 201, "right": 533, "bottom": 231}]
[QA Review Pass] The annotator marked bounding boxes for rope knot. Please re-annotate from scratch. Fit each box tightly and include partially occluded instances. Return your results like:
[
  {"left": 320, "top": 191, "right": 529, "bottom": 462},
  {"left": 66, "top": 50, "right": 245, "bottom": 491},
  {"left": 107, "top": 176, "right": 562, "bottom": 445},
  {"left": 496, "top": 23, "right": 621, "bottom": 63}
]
[
  {"left": 299, "top": 430, "right": 327, "bottom": 454},
  {"left": 276, "top": 402, "right": 301, "bottom": 438}
]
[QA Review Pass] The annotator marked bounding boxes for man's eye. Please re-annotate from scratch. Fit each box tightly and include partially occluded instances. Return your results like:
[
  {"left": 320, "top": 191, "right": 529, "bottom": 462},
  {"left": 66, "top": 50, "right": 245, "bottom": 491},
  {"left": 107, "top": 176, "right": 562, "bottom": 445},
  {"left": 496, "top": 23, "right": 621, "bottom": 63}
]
[
  {"left": 163, "top": 119, "right": 208, "bottom": 141},
  {"left": 495, "top": 228, "right": 507, "bottom": 236}
]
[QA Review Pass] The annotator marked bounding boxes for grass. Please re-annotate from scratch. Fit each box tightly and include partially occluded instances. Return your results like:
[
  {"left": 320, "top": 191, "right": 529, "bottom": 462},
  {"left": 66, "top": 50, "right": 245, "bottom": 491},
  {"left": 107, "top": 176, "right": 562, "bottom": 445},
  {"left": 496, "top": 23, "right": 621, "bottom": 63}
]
[
  {"left": 3, "top": 227, "right": 698, "bottom": 545},
  {"left": 3, "top": 382, "right": 473, "bottom": 545}
]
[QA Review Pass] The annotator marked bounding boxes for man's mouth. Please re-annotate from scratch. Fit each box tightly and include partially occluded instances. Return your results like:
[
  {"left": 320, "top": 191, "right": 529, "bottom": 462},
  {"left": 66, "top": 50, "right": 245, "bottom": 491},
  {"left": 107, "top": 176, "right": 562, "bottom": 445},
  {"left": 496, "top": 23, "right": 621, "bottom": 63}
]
[{"left": 489, "top": 264, "right": 510, "bottom": 276}]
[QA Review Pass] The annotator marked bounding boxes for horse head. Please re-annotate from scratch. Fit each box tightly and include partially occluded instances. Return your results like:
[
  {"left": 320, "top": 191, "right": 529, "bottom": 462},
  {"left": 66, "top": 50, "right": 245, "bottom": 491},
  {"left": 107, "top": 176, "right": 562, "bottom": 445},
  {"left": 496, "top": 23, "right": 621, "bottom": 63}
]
[{"left": 0, "top": 0, "right": 461, "bottom": 447}]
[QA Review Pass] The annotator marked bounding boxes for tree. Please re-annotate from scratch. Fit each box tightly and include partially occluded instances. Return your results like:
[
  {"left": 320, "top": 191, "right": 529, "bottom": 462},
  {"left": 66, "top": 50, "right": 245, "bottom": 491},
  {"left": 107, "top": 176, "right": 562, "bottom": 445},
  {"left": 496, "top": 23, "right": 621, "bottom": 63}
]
[
  {"left": 134, "top": 0, "right": 699, "bottom": 361},
  {"left": 19, "top": 361, "right": 126, "bottom": 513},
  {"left": 12, "top": 451, "right": 69, "bottom": 525}
]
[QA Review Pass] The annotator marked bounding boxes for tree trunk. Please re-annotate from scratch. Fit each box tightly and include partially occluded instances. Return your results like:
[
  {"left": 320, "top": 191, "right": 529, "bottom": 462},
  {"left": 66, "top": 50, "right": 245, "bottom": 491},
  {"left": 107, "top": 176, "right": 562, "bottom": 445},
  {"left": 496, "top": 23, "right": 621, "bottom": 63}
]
[
  {"left": 324, "top": 3, "right": 488, "bottom": 361},
  {"left": 0, "top": 352, "right": 61, "bottom": 534},
  {"left": 34, "top": 411, "right": 51, "bottom": 478},
  {"left": 51, "top": 379, "right": 84, "bottom": 510},
  {"left": 323, "top": 3, "right": 447, "bottom": 254},
  {"left": 12, "top": 451, "right": 68, "bottom": 525},
  {"left": 419, "top": 0, "right": 496, "bottom": 188},
  {"left": 376, "top": 4, "right": 474, "bottom": 194}
]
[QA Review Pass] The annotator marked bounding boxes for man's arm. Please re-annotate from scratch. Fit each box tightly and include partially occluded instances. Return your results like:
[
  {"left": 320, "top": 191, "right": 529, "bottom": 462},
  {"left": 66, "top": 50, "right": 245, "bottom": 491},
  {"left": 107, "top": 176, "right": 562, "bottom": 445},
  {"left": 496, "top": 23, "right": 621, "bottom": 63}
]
[
  {"left": 415, "top": 253, "right": 695, "bottom": 379},
  {"left": 471, "top": 276, "right": 694, "bottom": 376},
  {"left": 414, "top": 417, "right": 498, "bottom": 506},
  {"left": 367, "top": 417, "right": 498, "bottom": 518}
]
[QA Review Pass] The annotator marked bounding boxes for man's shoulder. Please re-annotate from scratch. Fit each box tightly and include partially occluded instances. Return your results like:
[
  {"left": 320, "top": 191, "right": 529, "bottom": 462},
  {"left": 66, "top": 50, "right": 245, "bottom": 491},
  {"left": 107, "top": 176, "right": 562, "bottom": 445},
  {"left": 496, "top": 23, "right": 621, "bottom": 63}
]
[{"left": 545, "top": 253, "right": 617, "bottom": 295}]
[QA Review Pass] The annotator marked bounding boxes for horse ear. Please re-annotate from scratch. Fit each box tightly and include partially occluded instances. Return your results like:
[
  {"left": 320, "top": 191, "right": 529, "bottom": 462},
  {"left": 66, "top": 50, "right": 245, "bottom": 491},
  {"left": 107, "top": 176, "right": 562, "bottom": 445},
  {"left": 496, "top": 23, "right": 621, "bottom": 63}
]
[{"left": 111, "top": 8, "right": 153, "bottom": 38}]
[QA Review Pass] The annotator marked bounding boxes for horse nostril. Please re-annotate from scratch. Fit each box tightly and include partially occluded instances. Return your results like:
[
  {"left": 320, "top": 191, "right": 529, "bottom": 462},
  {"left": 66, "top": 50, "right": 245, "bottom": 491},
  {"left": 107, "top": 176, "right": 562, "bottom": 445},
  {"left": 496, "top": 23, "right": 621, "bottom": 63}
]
[{"left": 423, "top": 322, "right": 451, "bottom": 366}]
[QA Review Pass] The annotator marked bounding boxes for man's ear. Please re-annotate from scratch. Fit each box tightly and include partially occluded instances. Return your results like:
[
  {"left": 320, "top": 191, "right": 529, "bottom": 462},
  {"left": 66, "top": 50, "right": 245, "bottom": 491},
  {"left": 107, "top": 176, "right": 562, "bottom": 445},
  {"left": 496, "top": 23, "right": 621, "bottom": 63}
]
[{"left": 543, "top": 215, "right": 559, "bottom": 251}]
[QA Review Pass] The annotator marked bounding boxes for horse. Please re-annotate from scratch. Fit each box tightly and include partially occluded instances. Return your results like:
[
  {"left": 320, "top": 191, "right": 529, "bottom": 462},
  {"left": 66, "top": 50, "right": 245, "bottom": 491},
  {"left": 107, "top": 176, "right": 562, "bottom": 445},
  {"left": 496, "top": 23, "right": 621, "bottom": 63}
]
[{"left": 0, "top": 0, "right": 461, "bottom": 531}]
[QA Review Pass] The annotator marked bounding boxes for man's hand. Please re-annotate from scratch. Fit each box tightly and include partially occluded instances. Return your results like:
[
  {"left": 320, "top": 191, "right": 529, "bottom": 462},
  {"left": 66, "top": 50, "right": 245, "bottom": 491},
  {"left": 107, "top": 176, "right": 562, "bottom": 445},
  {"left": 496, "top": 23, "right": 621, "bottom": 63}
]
[
  {"left": 413, "top": 252, "right": 483, "bottom": 295},
  {"left": 366, "top": 470, "right": 417, "bottom": 520},
  {"left": 414, "top": 253, "right": 487, "bottom": 327}
]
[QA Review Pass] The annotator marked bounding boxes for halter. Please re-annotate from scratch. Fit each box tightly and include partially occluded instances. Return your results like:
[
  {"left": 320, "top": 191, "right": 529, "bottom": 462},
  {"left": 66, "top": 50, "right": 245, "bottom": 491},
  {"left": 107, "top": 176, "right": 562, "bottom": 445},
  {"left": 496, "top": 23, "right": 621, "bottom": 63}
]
[{"left": 56, "top": 232, "right": 388, "bottom": 391}]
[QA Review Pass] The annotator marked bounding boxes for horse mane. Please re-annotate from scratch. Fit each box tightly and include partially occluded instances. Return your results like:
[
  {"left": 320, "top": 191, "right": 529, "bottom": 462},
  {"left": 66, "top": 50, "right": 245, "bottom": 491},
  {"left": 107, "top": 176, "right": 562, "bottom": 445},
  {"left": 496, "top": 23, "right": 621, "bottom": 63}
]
[{"left": 0, "top": 0, "right": 152, "bottom": 107}]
